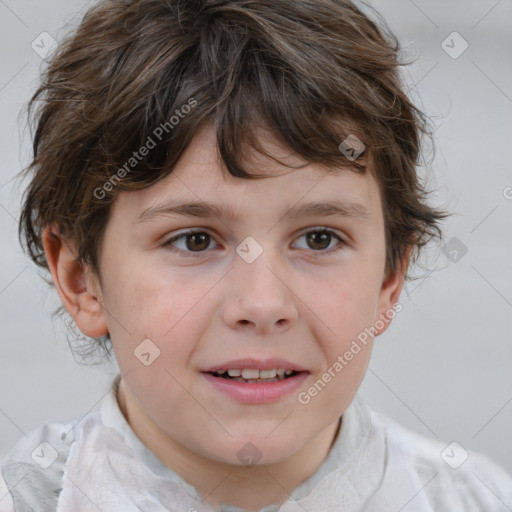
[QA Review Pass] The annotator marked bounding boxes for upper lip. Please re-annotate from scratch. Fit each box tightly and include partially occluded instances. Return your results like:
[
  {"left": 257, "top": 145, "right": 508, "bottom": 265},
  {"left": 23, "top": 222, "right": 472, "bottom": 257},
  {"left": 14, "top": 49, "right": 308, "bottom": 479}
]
[{"left": 202, "top": 358, "right": 309, "bottom": 373}]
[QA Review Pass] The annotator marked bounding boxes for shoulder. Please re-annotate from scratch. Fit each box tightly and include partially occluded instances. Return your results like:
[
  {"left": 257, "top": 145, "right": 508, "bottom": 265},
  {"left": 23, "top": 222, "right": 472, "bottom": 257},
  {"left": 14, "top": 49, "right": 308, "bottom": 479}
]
[
  {"left": 1, "top": 418, "right": 76, "bottom": 511},
  {"left": 373, "top": 408, "right": 512, "bottom": 511}
]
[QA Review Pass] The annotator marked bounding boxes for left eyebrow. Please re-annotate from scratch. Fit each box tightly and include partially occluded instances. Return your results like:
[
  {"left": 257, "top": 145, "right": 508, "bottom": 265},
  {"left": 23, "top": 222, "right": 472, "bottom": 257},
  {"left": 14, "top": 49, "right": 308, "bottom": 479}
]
[{"left": 135, "top": 199, "right": 371, "bottom": 224}]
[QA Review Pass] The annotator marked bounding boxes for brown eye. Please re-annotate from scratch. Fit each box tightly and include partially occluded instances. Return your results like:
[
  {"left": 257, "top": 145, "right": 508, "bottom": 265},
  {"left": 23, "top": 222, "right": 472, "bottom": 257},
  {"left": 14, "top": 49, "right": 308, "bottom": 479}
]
[
  {"left": 183, "top": 232, "right": 210, "bottom": 251},
  {"left": 164, "top": 227, "right": 345, "bottom": 259},
  {"left": 294, "top": 229, "right": 345, "bottom": 254},
  {"left": 306, "top": 231, "right": 333, "bottom": 250},
  {"left": 164, "top": 231, "right": 215, "bottom": 255}
]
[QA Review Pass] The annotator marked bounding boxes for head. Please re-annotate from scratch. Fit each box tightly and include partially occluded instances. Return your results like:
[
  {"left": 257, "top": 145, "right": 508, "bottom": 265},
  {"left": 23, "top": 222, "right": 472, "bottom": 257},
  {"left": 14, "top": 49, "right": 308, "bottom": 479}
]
[{"left": 19, "top": 0, "right": 448, "bottom": 466}]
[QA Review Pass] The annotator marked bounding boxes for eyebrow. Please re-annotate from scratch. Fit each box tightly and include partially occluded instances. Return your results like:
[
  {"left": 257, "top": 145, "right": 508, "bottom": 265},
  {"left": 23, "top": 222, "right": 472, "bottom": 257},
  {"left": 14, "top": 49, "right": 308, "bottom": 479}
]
[{"left": 135, "top": 199, "right": 371, "bottom": 224}]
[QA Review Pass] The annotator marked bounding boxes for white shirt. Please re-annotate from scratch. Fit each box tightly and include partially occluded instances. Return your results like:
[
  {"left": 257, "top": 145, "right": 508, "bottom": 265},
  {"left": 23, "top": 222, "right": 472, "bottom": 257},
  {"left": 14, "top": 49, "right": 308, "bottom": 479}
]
[{"left": 1, "top": 374, "right": 511, "bottom": 511}]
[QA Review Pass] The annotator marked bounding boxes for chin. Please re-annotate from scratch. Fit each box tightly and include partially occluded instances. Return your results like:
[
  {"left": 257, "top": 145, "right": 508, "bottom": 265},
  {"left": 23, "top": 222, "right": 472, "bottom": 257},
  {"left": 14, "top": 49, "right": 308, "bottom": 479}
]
[{"left": 211, "top": 436, "right": 299, "bottom": 468}]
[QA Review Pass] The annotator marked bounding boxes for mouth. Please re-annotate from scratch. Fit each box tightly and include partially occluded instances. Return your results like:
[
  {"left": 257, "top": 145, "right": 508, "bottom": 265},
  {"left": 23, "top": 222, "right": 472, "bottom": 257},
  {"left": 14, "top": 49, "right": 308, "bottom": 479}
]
[
  {"left": 204, "top": 368, "right": 303, "bottom": 383},
  {"left": 201, "top": 358, "right": 309, "bottom": 403}
]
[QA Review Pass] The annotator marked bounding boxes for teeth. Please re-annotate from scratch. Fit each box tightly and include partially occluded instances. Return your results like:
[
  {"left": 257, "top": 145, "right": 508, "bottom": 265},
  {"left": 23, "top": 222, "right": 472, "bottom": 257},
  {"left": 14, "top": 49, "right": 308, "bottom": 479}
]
[
  {"left": 259, "top": 369, "right": 277, "bottom": 379},
  {"left": 241, "top": 369, "right": 260, "bottom": 379},
  {"left": 217, "top": 368, "right": 294, "bottom": 380}
]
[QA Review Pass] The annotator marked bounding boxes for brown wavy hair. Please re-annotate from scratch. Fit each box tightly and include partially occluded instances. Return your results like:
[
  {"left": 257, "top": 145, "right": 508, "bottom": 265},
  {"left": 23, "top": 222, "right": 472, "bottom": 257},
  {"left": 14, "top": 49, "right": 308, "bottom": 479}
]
[{"left": 18, "top": 0, "right": 449, "bottom": 360}]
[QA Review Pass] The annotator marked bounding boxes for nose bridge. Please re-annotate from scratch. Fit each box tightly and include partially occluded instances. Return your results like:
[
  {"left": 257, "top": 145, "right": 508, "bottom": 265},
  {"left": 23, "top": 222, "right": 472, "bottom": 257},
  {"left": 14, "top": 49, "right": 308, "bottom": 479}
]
[
  {"left": 234, "top": 236, "right": 287, "bottom": 302},
  {"left": 222, "top": 235, "right": 299, "bottom": 333}
]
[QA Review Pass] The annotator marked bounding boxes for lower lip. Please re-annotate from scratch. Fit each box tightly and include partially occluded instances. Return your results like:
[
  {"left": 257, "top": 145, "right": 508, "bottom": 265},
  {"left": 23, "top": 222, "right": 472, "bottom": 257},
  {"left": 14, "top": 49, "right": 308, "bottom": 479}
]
[{"left": 202, "top": 372, "right": 309, "bottom": 404}]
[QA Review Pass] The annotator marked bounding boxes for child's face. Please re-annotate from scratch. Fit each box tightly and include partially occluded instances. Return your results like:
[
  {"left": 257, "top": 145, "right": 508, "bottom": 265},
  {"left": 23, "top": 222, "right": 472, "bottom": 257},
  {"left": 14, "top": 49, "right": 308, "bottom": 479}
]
[{"left": 90, "top": 124, "right": 404, "bottom": 465}]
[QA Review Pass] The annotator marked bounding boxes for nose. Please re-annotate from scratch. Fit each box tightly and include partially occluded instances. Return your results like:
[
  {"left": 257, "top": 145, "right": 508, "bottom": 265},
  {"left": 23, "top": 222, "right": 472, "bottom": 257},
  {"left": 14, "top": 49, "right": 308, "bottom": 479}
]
[{"left": 221, "top": 247, "right": 299, "bottom": 336}]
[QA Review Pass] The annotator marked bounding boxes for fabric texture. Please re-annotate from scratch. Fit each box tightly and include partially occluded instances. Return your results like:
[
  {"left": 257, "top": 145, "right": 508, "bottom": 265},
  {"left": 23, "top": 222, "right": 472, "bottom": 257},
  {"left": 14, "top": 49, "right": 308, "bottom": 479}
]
[{"left": 2, "top": 374, "right": 512, "bottom": 512}]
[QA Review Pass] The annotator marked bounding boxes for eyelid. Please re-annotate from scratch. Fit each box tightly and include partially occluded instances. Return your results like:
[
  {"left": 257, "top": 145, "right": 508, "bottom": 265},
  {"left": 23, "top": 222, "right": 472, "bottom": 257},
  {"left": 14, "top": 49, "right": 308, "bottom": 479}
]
[
  {"left": 163, "top": 226, "right": 347, "bottom": 257},
  {"left": 295, "top": 226, "right": 347, "bottom": 252},
  {"left": 296, "top": 225, "right": 344, "bottom": 238},
  {"left": 162, "top": 229, "right": 220, "bottom": 258}
]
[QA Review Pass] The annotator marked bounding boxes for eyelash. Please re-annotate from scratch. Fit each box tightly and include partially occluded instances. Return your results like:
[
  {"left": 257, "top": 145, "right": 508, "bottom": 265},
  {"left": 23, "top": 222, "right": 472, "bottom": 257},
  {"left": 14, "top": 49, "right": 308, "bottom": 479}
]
[{"left": 163, "top": 228, "right": 346, "bottom": 258}]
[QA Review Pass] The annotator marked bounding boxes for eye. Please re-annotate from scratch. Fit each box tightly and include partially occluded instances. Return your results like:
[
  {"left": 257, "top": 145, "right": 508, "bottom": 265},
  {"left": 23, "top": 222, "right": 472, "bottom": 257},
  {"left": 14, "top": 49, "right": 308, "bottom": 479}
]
[
  {"left": 163, "top": 228, "right": 346, "bottom": 258},
  {"left": 293, "top": 228, "right": 345, "bottom": 254},
  {"left": 164, "top": 230, "right": 217, "bottom": 257}
]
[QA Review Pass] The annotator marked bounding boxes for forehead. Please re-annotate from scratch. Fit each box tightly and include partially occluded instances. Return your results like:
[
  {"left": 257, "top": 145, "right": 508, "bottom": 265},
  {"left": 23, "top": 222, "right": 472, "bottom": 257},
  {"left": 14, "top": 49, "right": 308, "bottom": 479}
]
[{"left": 112, "top": 125, "right": 383, "bottom": 227}]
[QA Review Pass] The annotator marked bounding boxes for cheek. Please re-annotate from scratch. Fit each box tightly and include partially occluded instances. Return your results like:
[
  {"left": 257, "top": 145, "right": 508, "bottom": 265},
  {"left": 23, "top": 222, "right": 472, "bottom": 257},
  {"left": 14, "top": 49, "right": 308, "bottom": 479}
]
[
  {"left": 299, "top": 276, "right": 376, "bottom": 421},
  {"left": 101, "top": 264, "right": 214, "bottom": 418},
  {"left": 101, "top": 259, "right": 218, "bottom": 367},
  {"left": 299, "top": 352, "right": 371, "bottom": 428},
  {"left": 101, "top": 256, "right": 164, "bottom": 328},
  {"left": 303, "top": 265, "right": 379, "bottom": 404},
  {"left": 307, "top": 266, "right": 379, "bottom": 340}
]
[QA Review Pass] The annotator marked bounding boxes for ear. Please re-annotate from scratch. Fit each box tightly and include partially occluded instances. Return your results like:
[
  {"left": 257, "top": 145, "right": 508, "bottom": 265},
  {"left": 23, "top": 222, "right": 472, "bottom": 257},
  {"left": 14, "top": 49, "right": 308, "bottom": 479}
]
[
  {"left": 373, "top": 247, "right": 411, "bottom": 336},
  {"left": 42, "top": 226, "right": 109, "bottom": 338}
]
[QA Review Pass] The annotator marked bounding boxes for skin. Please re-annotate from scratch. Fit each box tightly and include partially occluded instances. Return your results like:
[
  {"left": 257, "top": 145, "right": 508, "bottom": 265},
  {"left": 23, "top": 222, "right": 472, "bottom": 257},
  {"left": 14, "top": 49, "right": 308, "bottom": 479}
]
[{"left": 43, "top": 124, "right": 408, "bottom": 511}]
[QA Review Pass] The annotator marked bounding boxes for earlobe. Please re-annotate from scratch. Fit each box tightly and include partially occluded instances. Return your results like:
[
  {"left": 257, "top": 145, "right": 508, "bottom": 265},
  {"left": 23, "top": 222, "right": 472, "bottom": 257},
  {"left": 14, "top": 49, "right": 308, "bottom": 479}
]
[{"left": 42, "top": 226, "right": 108, "bottom": 338}]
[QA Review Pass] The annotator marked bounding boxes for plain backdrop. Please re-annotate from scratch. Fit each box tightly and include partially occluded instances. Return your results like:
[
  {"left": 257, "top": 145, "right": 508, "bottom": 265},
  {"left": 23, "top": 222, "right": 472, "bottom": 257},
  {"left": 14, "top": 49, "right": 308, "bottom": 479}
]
[{"left": 1, "top": 0, "right": 511, "bottom": 485}]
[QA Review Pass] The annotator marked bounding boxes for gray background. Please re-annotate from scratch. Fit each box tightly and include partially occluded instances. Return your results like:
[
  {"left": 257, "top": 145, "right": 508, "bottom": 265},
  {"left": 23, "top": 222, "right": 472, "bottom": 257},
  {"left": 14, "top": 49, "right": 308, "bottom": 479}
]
[{"left": 1, "top": 0, "right": 511, "bottom": 485}]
